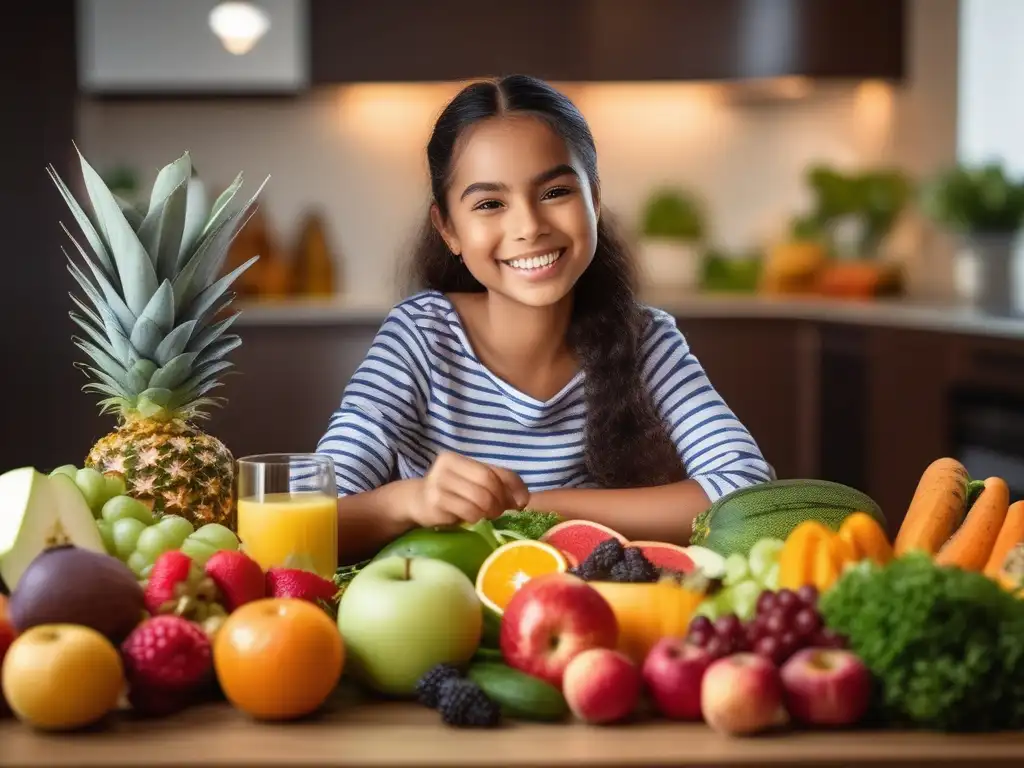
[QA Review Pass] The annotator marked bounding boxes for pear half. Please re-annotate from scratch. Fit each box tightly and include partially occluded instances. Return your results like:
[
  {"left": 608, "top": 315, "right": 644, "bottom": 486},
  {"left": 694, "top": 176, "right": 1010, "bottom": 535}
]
[{"left": 0, "top": 467, "right": 105, "bottom": 590}]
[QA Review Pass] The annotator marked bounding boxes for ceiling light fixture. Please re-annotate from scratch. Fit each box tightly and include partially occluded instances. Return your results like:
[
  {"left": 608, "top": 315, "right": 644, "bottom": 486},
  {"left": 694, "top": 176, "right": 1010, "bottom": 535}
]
[{"left": 209, "top": 1, "right": 271, "bottom": 56}]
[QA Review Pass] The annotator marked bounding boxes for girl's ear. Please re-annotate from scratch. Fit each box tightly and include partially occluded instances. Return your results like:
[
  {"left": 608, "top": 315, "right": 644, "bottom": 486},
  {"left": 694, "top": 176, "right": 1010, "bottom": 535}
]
[{"left": 430, "top": 203, "right": 461, "bottom": 256}]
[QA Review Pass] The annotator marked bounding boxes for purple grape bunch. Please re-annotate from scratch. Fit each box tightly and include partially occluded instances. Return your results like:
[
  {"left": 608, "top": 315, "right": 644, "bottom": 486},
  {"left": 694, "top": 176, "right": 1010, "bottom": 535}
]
[{"left": 685, "top": 586, "right": 846, "bottom": 665}]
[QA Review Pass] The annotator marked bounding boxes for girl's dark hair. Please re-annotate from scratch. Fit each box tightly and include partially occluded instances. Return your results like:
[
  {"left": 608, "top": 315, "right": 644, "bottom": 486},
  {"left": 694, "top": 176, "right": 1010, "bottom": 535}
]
[{"left": 409, "top": 74, "right": 686, "bottom": 489}]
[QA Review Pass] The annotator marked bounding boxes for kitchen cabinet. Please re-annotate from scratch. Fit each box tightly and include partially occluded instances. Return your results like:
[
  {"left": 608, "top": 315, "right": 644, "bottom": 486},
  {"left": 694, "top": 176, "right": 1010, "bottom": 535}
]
[
  {"left": 77, "top": 0, "right": 308, "bottom": 96},
  {"left": 310, "top": 0, "right": 905, "bottom": 85}
]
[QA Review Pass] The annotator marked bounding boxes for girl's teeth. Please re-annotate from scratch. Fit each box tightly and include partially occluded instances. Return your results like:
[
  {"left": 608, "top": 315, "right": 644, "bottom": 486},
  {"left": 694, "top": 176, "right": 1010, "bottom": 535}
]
[{"left": 506, "top": 250, "right": 562, "bottom": 270}]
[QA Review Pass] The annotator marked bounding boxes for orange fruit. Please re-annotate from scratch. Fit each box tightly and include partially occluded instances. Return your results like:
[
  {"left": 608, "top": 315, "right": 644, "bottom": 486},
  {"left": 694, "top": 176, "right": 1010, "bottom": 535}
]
[
  {"left": 213, "top": 598, "right": 344, "bottom": 720},
  {"left": 475, "top": 540, "right": 568, "bottom": 615}
]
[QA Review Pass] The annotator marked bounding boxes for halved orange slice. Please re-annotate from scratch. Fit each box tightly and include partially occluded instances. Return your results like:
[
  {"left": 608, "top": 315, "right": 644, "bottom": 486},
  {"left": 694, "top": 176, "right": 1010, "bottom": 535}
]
[{"left": 475, "top": 539, "right": 568, "bottom": 615}]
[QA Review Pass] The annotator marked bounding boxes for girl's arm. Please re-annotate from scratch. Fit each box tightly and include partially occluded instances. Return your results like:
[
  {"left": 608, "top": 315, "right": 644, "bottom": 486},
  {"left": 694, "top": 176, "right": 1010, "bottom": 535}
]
[
  {"left": 528, "top": 481, "right": 711, "bottom": 545},
  {"left": 532, "top": 311, "right": 774, "bottom": 546}
]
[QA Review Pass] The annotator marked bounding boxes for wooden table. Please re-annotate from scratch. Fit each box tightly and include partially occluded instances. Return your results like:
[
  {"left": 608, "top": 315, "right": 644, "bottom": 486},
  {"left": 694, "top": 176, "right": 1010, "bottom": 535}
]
[{"left": 2, "top": 701, "right": 1024, "bottom": 768}]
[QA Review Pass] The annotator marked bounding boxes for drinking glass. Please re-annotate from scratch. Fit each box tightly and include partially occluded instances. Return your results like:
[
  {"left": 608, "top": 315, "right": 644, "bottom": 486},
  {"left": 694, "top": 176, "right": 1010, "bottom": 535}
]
[{"left": 236, "top": 453, "right": 338, "bottom": 579}]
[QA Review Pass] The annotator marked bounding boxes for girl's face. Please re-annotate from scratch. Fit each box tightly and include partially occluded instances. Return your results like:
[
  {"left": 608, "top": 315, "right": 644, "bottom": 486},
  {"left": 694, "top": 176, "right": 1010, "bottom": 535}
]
[{"left": 432, "top": 115, "right": 600, "bottom": 308}]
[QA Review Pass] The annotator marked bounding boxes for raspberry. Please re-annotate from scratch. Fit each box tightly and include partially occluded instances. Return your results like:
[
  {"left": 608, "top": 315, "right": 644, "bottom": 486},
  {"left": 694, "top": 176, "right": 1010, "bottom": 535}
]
[{"left": 121, "top": 615, "right": 213, "bottom": 695}]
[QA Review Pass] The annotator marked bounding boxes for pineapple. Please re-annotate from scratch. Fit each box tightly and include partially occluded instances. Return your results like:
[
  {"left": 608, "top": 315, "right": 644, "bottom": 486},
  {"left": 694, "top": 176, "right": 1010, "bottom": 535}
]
[{"left": 49, "top": 148, "right": 267, "bottom": 529}]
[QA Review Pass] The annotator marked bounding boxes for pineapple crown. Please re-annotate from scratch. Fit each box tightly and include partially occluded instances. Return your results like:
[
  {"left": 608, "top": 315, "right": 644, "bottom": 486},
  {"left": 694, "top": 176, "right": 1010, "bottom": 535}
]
[{"left": 49, "top": 146, "right": 268, "bottom": 423}]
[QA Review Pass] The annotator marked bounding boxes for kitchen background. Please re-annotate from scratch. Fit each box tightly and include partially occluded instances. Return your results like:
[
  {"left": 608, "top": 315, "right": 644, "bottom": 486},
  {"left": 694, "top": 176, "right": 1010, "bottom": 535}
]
[{"left": 7, "top": 0, "right": 1024, "bottom": 535}]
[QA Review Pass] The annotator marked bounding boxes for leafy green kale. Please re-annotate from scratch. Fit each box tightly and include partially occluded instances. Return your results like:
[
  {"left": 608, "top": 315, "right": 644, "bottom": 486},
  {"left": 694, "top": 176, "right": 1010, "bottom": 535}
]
[
  {"left": 819, "top": 553, "right": 1024, "bottom": 732},
  {"left": 491, "top": 509, "right": 561, "bottom": 540}
]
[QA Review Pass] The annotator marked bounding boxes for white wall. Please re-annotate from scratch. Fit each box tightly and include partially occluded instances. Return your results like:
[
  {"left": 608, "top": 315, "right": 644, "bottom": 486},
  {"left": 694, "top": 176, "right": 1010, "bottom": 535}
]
[
  {"left": 958, "top": 0, "right": 1024, "bottom": 173},
  {"left": 74, "top": 0, "right": 961, "bottom": 301}
]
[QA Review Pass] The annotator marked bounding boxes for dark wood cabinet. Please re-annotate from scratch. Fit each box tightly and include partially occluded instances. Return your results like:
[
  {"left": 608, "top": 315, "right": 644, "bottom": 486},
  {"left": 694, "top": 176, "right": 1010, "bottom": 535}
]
[
  {"left": 677, "top": 318, "right": 813, "bottom": 482},
  {"left": 310, "top": 0, "right": 905, "bottom": 85}
]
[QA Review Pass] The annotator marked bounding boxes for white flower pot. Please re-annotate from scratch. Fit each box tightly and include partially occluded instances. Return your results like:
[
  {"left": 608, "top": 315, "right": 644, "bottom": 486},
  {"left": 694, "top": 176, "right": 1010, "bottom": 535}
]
[
  {"left": 636, "top": 238, "right": 703, "bottom": 290},
  {"left": 953, "top": 232, "right": 1024, "bottom": 311}
]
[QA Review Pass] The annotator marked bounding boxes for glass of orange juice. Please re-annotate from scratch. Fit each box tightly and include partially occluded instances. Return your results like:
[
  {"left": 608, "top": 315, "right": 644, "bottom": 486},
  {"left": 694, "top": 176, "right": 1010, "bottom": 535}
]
[{"left": 236, "top": 453, "right": 338, "bottom": 579}]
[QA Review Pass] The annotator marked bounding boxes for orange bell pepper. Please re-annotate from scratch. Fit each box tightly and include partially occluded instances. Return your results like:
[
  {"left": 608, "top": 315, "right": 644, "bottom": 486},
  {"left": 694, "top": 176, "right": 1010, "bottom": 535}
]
[
  {"left": 837, "top": 512, "right": 893, "bottom": 565},
  {"left": 778, "top": 513, "right": 893, "bottom": 593}
]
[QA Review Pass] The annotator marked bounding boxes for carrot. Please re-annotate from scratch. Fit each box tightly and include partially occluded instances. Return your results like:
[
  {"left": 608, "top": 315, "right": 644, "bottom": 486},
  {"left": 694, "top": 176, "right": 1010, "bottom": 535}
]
[
  {"left": 894, "top": 457, "right": 975, "bottom": 556},
  {"left": 983, "top": 500, "right": 1024, "bottom": 578},
  {"left": 935, "top": 476, "right": 1010, "bottom": 571}
]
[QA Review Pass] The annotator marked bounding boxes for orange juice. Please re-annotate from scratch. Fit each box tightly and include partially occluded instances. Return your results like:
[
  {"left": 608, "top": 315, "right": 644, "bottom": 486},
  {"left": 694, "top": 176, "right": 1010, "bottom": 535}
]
[{"left": 237, "top": 491, "right": 338, "bottom": 578}]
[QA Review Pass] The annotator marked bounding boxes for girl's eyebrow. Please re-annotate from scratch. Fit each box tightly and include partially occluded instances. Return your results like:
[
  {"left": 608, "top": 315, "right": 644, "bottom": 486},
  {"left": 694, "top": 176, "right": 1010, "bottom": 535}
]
[{"left": 459, "top": 163, "right": 579, "bottom": 201}]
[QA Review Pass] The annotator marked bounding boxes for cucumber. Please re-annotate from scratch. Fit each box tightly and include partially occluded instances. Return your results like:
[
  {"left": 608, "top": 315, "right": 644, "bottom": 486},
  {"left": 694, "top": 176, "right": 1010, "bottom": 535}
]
[
  {"left": 690, "top": 479, "right": 886, "bottom": 558},
  {"left": 467, "top": 662, "right": 568, "bottom": 722}
]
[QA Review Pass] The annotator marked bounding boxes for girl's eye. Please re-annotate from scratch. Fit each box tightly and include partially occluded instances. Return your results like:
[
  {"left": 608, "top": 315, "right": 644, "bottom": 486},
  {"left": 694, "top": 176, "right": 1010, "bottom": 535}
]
[
  {"left": 543, "top": 186, "right": 574, "bottom": 200},
  {"left": 472, "top": 199, "right": 503, "bottom": 211}
]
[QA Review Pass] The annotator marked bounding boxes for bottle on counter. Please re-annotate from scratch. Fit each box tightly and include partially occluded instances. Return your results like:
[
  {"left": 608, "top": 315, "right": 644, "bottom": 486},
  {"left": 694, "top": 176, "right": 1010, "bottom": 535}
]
[
  {"left": 223, "top": 207, "right": 292, "bottom": 298},
  {"left": 291, "top": 211, "right": 338, "bottom": 296}
]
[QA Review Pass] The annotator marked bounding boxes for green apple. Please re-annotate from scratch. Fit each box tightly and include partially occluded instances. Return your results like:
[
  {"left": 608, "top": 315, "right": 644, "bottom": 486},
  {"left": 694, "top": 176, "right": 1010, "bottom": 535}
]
[{"left": 336, "top": 555, "right": 483, "bottom": 697}]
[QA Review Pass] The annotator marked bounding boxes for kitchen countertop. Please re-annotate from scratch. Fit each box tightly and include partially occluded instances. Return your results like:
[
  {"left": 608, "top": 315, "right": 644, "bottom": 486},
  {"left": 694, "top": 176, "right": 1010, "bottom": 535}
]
[
  {"left": 3, "top": 700, "right": 1024, "bottom": 767},
  {"left": 233, "top": 292, "right": 1024, "bottom": 340}
]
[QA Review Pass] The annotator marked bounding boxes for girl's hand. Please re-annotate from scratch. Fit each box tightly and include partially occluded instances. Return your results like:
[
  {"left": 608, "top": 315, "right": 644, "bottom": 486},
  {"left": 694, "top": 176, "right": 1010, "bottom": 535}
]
[{"left": 405, "top": 451, "right": 530, "bottom": 528}]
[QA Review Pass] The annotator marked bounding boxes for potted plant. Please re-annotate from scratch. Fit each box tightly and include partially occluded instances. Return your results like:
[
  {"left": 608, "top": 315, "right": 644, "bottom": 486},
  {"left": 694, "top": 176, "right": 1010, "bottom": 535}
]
[
  {"left": 920, "top": 162, "right": 1024, "bottom": 309},
  {"left": 636, "top": 188, "right": 706, "bottom": 290}
]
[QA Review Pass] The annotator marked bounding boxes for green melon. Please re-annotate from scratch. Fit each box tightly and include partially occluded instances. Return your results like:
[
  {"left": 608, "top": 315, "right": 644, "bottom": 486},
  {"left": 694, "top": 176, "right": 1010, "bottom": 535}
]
[{"left": 690, "top": 479, "right": 886, "bottom": 557}]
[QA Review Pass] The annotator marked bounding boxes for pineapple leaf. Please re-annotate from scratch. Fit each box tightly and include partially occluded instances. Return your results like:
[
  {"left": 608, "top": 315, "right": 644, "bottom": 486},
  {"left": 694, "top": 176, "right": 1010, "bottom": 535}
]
[
  {"left": 73, "top": 338, "right": 129, "bottom": 389},
  {"left": 193, "top": 335, "right": 242, "bottom": 370},
  {"left": 82, "top": 381, "right": 125, "bottom": 399},
  {"left": 69, "top": 290, "right": 131, "bottom": 365},
  {"left": 63, "top": 226, "right": 137, "bottom": 333},
  {"left": 70, "top": 311, "right": 114, "bottom": 354},
  {"left": 129, "top": 317, "right": 164, "bottom": 359},
  {"left": 173, "top": 195, "right": 260, "bottom": 313},
  {"left": 147, "top": 152, "right": 192, "bottom": 216},
  {"left": 180, "top": 255, "right": 259, "bottom": 325},
  {"left": 178, "top": 176, "right": 210, "bottom": 267},
  {"left": 138, "top": 279, "right": 176, "bottom": 335},
  {"left": 174, "top": 381, "right": 225, "bottom": 406},
  {"left": 138, "top": 387, "right": 174, "bottom": 406},
  {"left": 186, "top": 312, "right": 238, "bottom": 355},
  {"left": 114, "top": 194, "right": 145, "bottom": 231},
  {"left": 126, "top": 358, "right": 158, "bottom": 394},
  {"left": 47, "top": 165, "right": 118, "bottom": 283},
  {"left": 149, "top": 351, "right": 200, "bottom": 391},
  {"left": 176, "top": 360, "right": 234, "bottom": 396},
  {"left": 75, "top": 144, "right": 160, "bottom": 315},
  {"left": 139, "top": 179, "right": 189, "bottom": 282},
  {"left": 154, "top": 320, "right": 197, "bottom": 366},
  {"left": 202, "top": 172, "right": 245, "bottom": 240}
]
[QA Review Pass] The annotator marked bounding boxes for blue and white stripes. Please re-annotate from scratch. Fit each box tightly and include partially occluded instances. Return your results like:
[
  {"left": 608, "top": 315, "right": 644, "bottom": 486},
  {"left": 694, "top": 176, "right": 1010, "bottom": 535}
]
[{"left": 313, "top": 290, "right": 774, "bottom": 500}]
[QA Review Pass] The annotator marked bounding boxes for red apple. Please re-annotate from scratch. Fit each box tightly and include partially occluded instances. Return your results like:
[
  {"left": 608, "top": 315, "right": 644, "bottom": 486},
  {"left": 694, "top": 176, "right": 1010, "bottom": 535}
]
[
  {"left": 563, "top": 647, "right": 642, "bottom": 724},
  {"left": 642, "top": 637, "right": 711, "bottom": 720},
  {"left": 500, "top": 572, "right": 618, "bottom": 688},
  {"left": 780, "top": 648, "right": 872, "bottom": 726},
  {"left": 701, "top": 653, "right": 788, "bottom": 736}
]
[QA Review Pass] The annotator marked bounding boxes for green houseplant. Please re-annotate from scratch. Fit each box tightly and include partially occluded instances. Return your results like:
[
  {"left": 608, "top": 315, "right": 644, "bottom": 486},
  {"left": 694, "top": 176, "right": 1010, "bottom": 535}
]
[
  {"left": 920, "top": 162, "right": 1024, "bottom": 308},
  {"left": 636, "top": 188, "right": 706, "bottom": 290}
]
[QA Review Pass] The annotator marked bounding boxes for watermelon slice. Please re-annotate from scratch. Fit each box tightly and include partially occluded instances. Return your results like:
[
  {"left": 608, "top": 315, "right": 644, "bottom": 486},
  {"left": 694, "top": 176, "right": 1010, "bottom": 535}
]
[
  {"left": 539, "top": 520, "right": 627, "bottom": 565},
  {"left": 628, "top": 541, "right": 695, "bottom": 573}
]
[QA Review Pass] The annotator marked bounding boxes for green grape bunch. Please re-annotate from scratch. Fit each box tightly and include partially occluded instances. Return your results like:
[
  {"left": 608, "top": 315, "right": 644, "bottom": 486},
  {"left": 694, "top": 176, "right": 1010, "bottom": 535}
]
[{"left": 50, "top": 464, "right": 240, "bottom": 577}]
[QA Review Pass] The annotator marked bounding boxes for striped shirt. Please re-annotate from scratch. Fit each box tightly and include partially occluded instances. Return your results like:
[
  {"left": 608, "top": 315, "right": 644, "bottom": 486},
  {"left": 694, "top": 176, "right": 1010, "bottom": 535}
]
[{"left": 312, "top": 290, "right": 774, "bottom": 501}]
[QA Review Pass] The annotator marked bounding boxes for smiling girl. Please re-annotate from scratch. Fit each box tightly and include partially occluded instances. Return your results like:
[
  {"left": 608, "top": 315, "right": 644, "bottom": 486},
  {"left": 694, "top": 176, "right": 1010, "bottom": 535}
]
[{"left": 317, "top": 75, "right": 774, "bottom": 563}]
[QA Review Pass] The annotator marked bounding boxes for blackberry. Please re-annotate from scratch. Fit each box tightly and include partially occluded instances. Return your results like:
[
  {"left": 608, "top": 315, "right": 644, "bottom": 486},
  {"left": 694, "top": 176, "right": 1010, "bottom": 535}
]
[
  {"left": 415, "top": 663, "right": 462, "bottom": 708},
  {"left": 609, "top": 548, "right": 658, "bottom": 583},
  {"left": 437, "top": 678, "right": 501, "bottom": 728},
  {"left": 578, "top": 538, "right": 625, "bottom": 580}
]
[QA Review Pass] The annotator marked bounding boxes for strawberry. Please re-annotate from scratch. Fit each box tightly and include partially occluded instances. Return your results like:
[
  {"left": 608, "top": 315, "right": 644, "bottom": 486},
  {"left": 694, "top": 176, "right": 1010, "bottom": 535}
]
[
  {"left": 121, "top": 615, "right": 213, "bottom": 715},
  {"left": 265, "top": 567, "right": 339, "bottom": 604},
  {"left": 144, "top": 550, "right": 200, "bottom": 616},
  {"left": 204, "top": 550, "right": 265, "bottom": 611}
]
